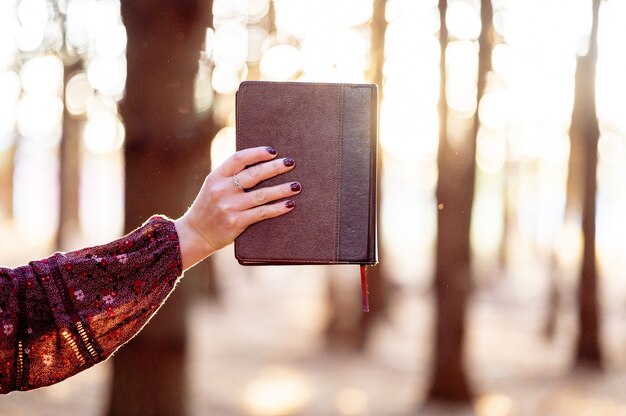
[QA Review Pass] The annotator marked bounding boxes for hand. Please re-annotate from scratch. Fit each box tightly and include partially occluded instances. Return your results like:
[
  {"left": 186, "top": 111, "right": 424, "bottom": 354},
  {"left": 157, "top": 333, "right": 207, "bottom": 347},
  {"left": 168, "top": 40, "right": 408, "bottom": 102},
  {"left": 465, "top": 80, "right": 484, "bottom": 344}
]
[{"left": 174, "top": 146, "right": 300, "bottom": 269}]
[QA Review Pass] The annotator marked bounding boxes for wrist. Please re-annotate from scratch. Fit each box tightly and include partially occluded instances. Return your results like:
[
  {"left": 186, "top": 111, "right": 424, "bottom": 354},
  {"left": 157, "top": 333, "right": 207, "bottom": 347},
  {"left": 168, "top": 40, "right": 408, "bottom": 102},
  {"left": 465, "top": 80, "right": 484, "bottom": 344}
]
[{"left": 174, "top": 215, "right": 216, "bottom": 270}]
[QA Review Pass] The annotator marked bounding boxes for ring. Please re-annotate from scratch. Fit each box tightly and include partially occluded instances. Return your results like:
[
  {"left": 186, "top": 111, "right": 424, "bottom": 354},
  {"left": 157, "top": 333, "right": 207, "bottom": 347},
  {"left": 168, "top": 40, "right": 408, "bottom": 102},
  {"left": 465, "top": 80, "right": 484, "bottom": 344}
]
[{"left": 232, "top": 174, "right": 244, "bottom": 191}]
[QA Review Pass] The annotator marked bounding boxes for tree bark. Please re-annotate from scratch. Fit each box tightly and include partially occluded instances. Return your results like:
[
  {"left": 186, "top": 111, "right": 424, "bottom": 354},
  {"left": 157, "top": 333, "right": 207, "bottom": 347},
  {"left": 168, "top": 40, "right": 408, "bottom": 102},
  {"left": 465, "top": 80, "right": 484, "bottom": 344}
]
[
  {"left": 56, "top": 62, "right": 82, "bottom": 251},
  {"left": 0, "top": 139, "right": 16, "bottom": 221},
  {"left": 428, "top": 0, "right": 492, "bottom": 402},
  {"left": 572, "top": 0, "right": 602, "bottom": 368},
  {"left": 108, "top": 1, "right": 212, "bottom": 415}
]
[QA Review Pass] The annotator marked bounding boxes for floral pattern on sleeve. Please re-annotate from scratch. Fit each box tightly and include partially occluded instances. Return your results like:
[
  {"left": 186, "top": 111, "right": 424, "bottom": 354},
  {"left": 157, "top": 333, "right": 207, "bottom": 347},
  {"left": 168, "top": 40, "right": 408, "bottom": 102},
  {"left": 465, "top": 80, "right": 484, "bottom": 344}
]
[{"left": 0, "top": 215, "right": 183, "bottom": 393}]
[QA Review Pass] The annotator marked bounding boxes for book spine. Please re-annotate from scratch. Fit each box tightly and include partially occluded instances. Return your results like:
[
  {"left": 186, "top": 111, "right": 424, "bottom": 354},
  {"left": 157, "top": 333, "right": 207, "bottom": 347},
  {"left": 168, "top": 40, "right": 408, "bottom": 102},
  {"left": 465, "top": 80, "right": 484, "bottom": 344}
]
[{"left": 337, "top": 85, "right": 377, "bottom": 264}]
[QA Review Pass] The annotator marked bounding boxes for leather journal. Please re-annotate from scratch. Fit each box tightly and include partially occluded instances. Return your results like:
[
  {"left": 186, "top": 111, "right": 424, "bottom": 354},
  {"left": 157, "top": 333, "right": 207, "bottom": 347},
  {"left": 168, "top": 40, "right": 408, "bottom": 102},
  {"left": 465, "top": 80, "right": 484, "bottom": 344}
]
[{"left": 234, "top": 81, "right": 378, "bottom": 310}]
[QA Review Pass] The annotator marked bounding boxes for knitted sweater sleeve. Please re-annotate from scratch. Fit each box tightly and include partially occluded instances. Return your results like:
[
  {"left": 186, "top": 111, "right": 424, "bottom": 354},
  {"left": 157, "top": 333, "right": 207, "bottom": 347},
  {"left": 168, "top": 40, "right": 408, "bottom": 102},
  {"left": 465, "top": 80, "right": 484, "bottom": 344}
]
[{"left": 0, "top": 215, "right": 183, "bottom": 393}]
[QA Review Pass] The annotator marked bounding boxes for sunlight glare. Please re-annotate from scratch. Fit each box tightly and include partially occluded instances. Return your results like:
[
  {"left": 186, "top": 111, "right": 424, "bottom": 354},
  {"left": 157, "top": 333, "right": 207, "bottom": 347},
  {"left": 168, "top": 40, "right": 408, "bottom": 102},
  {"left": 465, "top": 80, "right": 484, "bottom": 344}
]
[
  {"left": 597, "top": 1, "right": 626, "bottom": 133},
  {"left": 20, "top": 54, "right": 63, "bottom": 95},
  {"left": 17, "top": 93, "right": 63, "bottom": 138},
  {"left": 212, "top": 63, "right": 247, "bottom": 94},
  {"left": 386, "top": 0, "right": 438, "bottom": 25},
  {"left": 15, "top": 0, "right": 48, "bottom": 52},
  {"left": 65, "top": 72, "right": 94, "bottom": 116},
  {"left": 0, "top": 71, "right": 21, "bottom": 135},
  {"left": 260, "top": 44, "right": 301, "bottom": 81},
  {"left": 476, "top": 129, "right": 506, "bottom": 174},
  {"left": 210, "top": 127, "right": 236, "bottom": 169},
  {"left": 17, "top": 0, "right": 48, "bottom": 29},
  {"left": 598, "top": 132, "right": 624, "bottom": 167},
  {"left": 94, "top": 22, "right": 126, "bottom": 58},
  {"left": 446, "top": 0, "right": 481, "bottom": 41},
  {"left": 87, "top": 56, "right": 126, "bottom": 97},
  {"left": 381, "top": 99, "right": 438, "bottom": 162},
  {"left": 80, "top": 153, "right": 124, "bottom": 244},
  {"left": 213, "top": 0, "right": 248, "bottom": 24},
  {"left": 335, "top": 0, "right": 373, "bottom": 27},
  {"left": 247, "top": 26, "right": 268, "bottom": 62},
  {"left": 13, "top": 141, "right": 58, "bottom": 245},
  {"left": 204, "top": 28, "right": 215, "bottom": 57},
  {"left": 213, "top": 22, "right": 248, "bottom": 68},
  {"left": 194, "top": 66, "right": 214, "bottom": 113},
  {"left": 236, "top": 0, "right": 270, "bottom": 23},
  {"left": 0, "top": 3, "right": 19, "bottom": 67},
  {"left": 65, "top": 0, "right": 90, "bottom": 50},
  {"left": 84, "top": 112, "right": 125, "bottom": 155},
  {"left": 446, "top": 40, "right": 478, "bottom": 117},
  {"left": 478, "top": 90, "right": 509, "bottom": 130},
  {"left": 15, "top": 24, "right": 43, "bottom": 52},
  {"left": 507, "top": 126, "right": 554, "bottom": 161}
]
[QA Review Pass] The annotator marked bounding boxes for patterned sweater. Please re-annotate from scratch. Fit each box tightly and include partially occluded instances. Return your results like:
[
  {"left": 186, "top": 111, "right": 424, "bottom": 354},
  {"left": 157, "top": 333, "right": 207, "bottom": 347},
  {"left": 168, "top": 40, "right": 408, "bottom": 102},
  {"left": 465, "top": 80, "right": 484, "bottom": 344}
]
[{"left": 0, "top": 215, "right": 183, "bottom": 393}]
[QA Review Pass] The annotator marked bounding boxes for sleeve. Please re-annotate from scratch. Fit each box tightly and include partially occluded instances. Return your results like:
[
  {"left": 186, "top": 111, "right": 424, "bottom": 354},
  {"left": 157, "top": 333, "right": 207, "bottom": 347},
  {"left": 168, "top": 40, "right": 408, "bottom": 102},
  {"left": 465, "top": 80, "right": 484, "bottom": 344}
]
[{"left": 0, "top": 215, "right": 183, "bottom": 393}]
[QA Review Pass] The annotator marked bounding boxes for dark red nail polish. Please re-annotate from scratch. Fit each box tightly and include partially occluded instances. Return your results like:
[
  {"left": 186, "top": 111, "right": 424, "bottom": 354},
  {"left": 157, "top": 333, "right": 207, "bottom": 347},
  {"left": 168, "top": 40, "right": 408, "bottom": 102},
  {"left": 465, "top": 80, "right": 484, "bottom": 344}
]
[
  {"left": 283, "top": 157, "right": 295, "bottom": 167},
  {"left": 285, "top": 200, "right": 296, "bottom": 209},
  {"left": 290, "top": 182, "right": 301, "bottom": 192},
  {"left": 267, "top": 146, "right": 277, "bottom": 155}
]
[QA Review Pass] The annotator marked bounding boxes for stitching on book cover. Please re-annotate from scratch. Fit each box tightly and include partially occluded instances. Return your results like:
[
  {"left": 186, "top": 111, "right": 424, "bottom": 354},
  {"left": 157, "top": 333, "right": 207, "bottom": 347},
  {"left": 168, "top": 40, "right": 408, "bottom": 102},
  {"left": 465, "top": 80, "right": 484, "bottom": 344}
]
[{"left": 335, "top": 85, "right": 344, "bottom": 264}]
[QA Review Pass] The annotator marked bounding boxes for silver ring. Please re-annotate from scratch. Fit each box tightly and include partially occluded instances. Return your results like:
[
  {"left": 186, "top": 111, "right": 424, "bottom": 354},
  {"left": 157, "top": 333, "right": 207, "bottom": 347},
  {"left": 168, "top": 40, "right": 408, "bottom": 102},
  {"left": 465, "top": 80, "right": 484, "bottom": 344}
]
[{"left": 232, "top": 174, "right": 244, "bottom": 191}]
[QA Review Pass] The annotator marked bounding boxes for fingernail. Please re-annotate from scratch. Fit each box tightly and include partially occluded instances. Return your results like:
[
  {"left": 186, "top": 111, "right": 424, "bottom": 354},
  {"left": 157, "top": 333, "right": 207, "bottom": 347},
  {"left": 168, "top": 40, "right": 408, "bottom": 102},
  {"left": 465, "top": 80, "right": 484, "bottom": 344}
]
[
  {"left": 283, "top": 157, "right": 295, "bottom": 167},
  {"left": 285, "top": 200, "right": 296, "bottom": 209},
  {"left": 266, "top": 146, "right": 277, "bottom": 155},
  {"left": 290, "top": 182, "right": 301, "bottom": 192}
]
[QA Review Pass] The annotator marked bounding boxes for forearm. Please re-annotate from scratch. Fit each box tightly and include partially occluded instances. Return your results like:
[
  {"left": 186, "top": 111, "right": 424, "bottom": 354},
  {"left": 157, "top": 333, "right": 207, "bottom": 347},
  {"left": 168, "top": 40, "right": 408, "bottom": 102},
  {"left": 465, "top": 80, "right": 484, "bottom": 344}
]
[{"left": 0, "top": 216, "right": 183, "bottom": 393}]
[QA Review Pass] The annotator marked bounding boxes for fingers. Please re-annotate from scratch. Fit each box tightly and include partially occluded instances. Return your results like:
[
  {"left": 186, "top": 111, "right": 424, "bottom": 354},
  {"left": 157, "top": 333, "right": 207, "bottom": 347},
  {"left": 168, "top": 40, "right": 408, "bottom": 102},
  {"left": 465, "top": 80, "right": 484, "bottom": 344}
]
[
  {"left": 240, "top": 181, "right": 301, "bottom": 208},
  {"left": 235, "top": 157, "right": 295, "bottom": 190},
  {"left": 218, "top": 146, "right": 278, "bottom": 176},
  {"left": 240, "top": 199, "right": 297, "bottom": 227}
]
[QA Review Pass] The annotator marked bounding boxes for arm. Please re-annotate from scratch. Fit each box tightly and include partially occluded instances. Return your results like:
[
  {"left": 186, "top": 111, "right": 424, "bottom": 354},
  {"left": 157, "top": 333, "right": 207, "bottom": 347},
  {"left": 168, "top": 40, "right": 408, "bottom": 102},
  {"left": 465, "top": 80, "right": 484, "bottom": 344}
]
[{"left": 0, "top": 146, "right": 300, "bottom": 393}]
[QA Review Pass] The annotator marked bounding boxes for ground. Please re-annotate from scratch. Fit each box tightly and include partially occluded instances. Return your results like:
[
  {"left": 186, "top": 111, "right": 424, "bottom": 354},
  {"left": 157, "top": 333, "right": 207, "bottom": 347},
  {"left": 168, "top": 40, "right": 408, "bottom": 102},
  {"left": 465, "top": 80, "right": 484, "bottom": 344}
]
[{"left": 2, "top": 233, "right": 626, "bottom": 416}]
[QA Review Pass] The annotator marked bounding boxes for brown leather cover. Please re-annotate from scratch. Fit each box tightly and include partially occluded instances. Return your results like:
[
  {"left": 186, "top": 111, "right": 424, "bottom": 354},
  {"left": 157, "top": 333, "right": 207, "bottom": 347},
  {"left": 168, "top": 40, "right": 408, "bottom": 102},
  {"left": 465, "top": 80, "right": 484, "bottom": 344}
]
[{"left": 234, "top": 81, "right": 377, "bottom": 265}]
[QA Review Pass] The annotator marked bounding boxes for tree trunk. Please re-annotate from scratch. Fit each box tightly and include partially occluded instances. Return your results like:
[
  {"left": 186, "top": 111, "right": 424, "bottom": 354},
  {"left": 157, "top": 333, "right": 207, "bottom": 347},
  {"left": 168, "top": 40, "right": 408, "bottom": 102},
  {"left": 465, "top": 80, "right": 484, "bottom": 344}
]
[
  {"left": 572, "top": 0, "right": 602, "bottom": 368},
  {"left": 428, "top": 0, "right": 492, "bottom": 402},
  {"left": 56, "top": 62, "right": 82, "bottom": 251},
  {"left": 544, "top": 251, "right": 560, "bottom": 339},
  {"left": 0, "top": 139, "right": 16, "bottom": 221},
  {"left": 325, "top": 0, "right": 388, "bottom": 352},
  {"left": 108, "top": 1, "right": 212, "bottom": 415}
]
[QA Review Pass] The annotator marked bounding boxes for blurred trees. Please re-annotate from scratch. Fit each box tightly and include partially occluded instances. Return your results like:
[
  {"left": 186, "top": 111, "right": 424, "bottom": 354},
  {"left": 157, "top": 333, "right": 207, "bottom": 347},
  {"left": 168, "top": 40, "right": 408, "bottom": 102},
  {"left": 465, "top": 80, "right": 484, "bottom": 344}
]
[
  {"left": 0, "top": 145, "right": 14, "bottom": 220},
  {"left": 57, "top": 61, "right": 81, "bottom": 250},
  {"left": 429, "top": 0, "right": 471, "bottom": 401},
  {"left": 108, "top": 0, "right": 216, "bottom": 415},
  {"left": 571, "top": 0, "right": 602, "bottom": 367},
  {"left": 428, "top": 0, "right": 493, "bottom": 402}
]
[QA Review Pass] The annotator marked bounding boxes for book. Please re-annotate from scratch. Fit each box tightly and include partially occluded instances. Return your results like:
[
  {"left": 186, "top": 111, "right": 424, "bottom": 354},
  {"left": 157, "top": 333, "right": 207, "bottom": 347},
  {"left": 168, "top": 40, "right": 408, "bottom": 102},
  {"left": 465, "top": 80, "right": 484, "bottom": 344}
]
[{"left": 234, "top": 81, "right": 378, "bottom": 308}]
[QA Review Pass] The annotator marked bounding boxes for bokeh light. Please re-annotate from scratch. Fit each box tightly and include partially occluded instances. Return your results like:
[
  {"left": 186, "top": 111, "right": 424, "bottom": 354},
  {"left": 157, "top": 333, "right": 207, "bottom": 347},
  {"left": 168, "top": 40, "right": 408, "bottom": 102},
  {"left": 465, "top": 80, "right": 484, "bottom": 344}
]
[
  {"left": 0, "top": 71, "right": 21, "bottom": 135},
  {"left": 83, "top": 112, "right": 125, "bottom": 155},
  {"left": 259, "top": 44, "right": 301, "bottom": 80},
  {"left": 242, "top": 366, "right": 312, "bottom": 416},
  {"left": 16, "top": 93, "right": 63, "bottom": 139},
  {"left": 446, "top": 0, "right": 481, "bottom": 40},
  {"left": 335, "top": 387, "right": 369, "bottom": 415},
  {"left": 20, "top": 54, "right": 63, "bottom": 95},
  {"left": 65, "top": 72, "right": 94, "bottom": 116}
]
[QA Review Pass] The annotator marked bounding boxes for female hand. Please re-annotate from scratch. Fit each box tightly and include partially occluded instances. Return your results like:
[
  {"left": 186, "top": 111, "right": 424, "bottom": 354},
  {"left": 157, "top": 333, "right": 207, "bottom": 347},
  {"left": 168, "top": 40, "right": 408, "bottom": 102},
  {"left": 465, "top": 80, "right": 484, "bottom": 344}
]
[{"left": 174, "top": 146, "right": 300, "bottom": 269}]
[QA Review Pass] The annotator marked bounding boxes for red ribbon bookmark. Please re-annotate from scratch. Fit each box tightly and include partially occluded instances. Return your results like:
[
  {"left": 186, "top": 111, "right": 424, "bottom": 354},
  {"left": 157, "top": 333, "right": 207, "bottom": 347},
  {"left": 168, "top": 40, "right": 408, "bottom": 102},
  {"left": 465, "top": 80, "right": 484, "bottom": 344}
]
[{"left": 360, "top": 265, "right": 369, "bottom": 312}]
